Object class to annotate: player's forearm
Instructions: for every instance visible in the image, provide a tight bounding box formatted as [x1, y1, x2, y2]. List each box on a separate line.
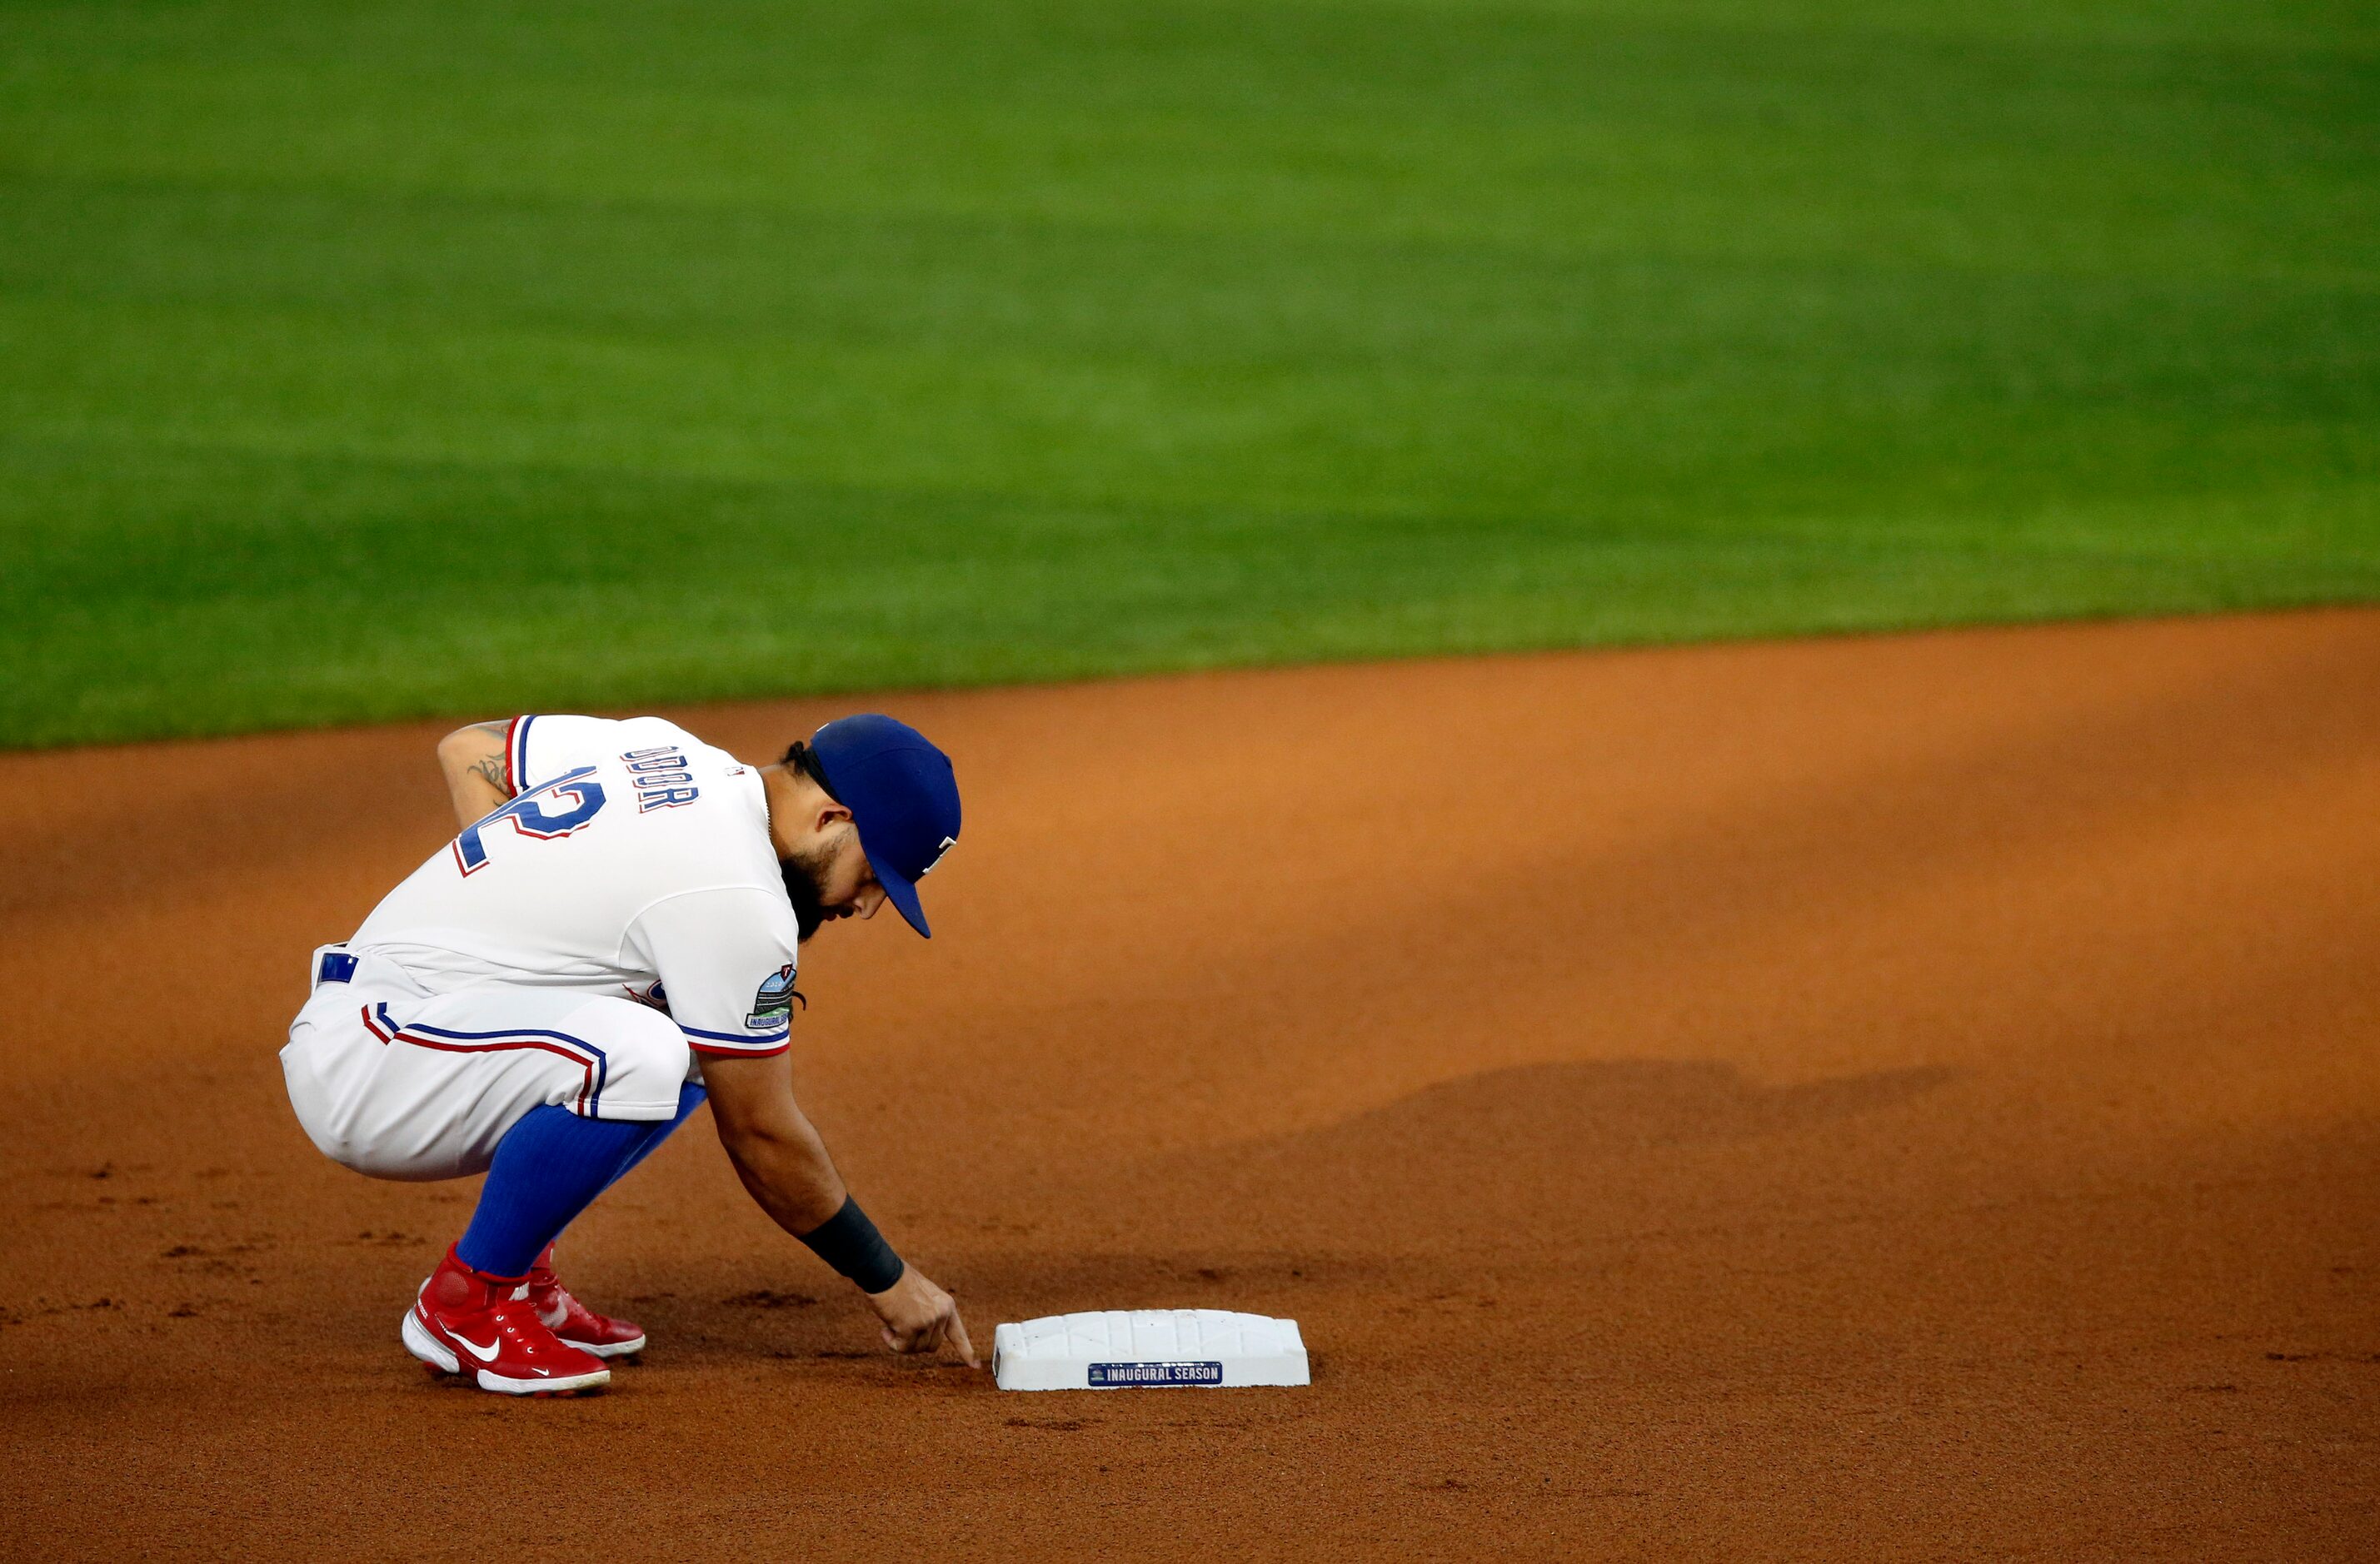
[718, 1114, 851, 1238]
[718, 1112, 906, 1293]
[701, 1052, 902, 1288]
[437, 721, 512, 825]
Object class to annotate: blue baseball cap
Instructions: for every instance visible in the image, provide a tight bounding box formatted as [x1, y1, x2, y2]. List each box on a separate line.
[806, 714, 960, 939]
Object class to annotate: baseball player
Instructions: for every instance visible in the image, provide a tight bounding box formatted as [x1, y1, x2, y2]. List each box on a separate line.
[280, 711, 975, 1396]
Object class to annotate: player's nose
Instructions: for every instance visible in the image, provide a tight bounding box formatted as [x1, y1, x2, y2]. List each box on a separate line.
[856, 883, 886, 919]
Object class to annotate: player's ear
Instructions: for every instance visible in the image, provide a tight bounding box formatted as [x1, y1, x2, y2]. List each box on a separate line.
[816, 799, 856, 834]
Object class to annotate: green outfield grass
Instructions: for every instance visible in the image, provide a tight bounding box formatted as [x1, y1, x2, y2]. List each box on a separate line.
[2, 0, 2375, 745]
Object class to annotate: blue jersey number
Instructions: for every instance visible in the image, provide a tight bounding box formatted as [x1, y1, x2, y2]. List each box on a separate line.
[452, 766, 608, 875]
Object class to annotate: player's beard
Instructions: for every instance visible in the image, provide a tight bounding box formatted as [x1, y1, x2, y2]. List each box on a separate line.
[779, 844, 838, 943]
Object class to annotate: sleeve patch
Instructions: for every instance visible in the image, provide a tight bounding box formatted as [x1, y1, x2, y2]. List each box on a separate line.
[745, 964, 801, 1030]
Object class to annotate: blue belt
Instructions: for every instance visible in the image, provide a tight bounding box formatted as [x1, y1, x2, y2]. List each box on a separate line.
[317, 950, 359, 985]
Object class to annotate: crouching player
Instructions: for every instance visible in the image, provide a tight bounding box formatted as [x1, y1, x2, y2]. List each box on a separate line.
[280, 711, 974, 1395]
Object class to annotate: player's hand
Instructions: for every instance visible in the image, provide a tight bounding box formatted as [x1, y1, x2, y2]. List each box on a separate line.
[864, 1264, 978, 1367]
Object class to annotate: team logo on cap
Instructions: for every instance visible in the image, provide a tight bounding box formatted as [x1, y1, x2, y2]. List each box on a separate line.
[921, 834, 957, 877]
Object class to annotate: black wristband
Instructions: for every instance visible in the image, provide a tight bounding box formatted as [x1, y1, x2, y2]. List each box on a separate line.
[797, 1195, 906, 1294]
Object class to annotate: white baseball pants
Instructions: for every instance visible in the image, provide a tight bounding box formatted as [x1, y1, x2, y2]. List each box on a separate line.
[281, 944, 696, 1182]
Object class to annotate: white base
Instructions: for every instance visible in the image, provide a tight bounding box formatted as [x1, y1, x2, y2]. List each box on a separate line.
[993, 1310, 1310, 1391]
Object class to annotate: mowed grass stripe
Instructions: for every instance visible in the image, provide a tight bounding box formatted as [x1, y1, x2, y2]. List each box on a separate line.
[0, 0, 2373, 745]
[7, 432, 2372, 746]
[5, 289, 2368, 544]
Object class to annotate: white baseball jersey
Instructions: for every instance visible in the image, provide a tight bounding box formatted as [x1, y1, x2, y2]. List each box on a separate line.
[347, 714, 801, 1058]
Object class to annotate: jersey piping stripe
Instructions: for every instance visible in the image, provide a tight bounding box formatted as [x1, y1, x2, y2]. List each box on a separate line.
[681, 1023, 792, 1046]
[686, 1038, 792, 1059]
[360, 1004, 612, 1117]
[506, 715, 533, 793]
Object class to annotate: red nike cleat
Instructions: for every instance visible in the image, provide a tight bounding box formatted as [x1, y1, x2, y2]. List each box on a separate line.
[402, 1247, 611, 1397]
[527, 1243, 647, 1359]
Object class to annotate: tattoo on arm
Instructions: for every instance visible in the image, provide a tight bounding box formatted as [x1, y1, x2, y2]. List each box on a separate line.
[441, 720, 514, 810]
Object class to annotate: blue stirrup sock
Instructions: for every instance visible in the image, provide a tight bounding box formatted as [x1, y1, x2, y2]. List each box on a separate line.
[603, 1083, 706, 1193]
[455, 1083, 706, 1278]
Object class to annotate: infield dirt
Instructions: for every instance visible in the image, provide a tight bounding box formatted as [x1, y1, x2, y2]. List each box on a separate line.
[3, 611, 2378, 1559]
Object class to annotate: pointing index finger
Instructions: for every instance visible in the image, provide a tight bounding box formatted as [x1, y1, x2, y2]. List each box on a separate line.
[948, 1307, 979, 1369]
